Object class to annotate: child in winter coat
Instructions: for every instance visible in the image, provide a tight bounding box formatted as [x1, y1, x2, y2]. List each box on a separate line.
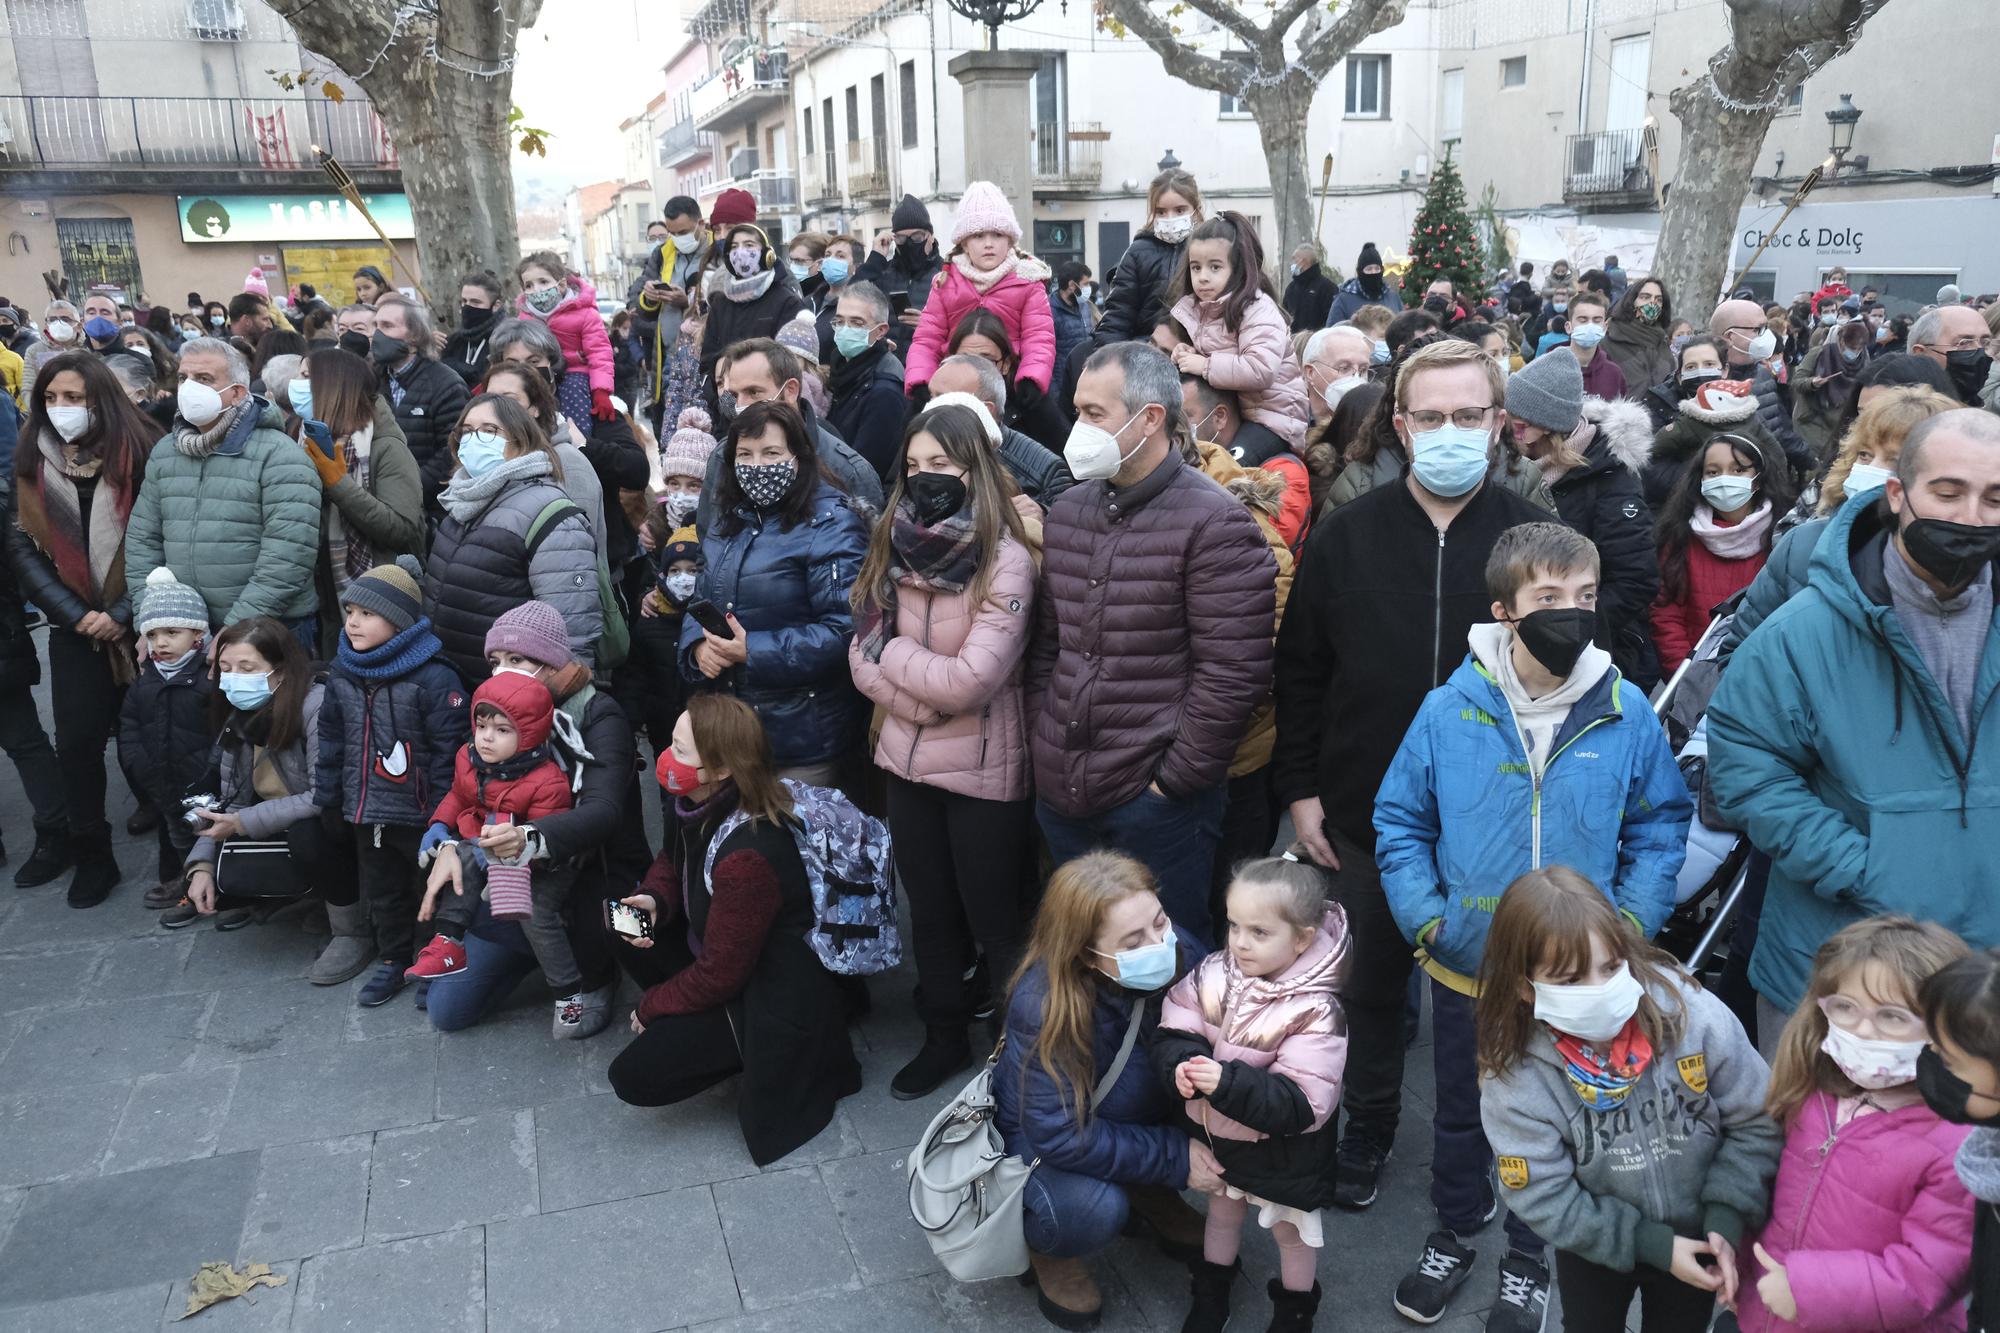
[1165, 210, 1310, 451]
[117, 568, 216, 907]
[316, 556, 469, 1008]
[1153, 858, 1349, 1333]
[1374, 521, 1693, 1328]
[410, 672, 575, 982]
[516, 249, 617, 432]
[1917, 947, 2000, 1333]
[904, 181, 1055, 398]
[1736, 917, 1976, 1331]
[1477, 867, 1782, 1333]
[1649, 426, 1794, 674]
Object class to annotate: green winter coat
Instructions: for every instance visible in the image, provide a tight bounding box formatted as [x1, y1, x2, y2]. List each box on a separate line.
[1707, 494, 2000, 1011]
[124, 397, 323, 626]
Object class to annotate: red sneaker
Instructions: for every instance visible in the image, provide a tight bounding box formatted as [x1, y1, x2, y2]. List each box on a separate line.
[405, 935, 467, 980]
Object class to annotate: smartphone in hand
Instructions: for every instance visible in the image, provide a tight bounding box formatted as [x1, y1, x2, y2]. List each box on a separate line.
[687, 599, 734, 639]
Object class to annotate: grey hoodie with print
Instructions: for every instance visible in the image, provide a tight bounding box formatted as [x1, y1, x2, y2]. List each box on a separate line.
[1479, 976, 1783, 1274]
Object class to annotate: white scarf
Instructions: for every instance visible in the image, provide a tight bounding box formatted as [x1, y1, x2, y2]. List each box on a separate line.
[1690, 500, 1773, 559]
[438, 450, 555, 524]
[720, 268, 776, 304]
[951, 250, 1021, 294]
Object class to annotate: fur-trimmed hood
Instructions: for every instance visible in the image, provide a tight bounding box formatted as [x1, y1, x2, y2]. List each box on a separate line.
[1578, 395, 1654, 474]
[1196, 439, 1289, 520]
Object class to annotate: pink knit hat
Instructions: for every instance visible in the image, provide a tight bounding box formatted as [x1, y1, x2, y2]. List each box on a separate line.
[484, 600, 573, 667]
[661, 406, 718, 483]
[952, 180, 1020, 245]
[242, 266, 270, 298]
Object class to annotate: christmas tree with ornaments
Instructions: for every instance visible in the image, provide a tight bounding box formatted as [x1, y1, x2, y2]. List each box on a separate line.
[1400, 146, 1482, 306]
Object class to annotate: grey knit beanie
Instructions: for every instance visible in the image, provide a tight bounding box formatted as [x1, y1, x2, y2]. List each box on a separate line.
[1506, 350, 1585, 434]
[341, 554, 425, 632]
[136, 567, 210, 635]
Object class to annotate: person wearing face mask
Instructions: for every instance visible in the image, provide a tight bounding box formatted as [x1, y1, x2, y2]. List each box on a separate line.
[823, 281, 912, 479]
[632, 522, 700, 796]
[1474, 870, 1782, 1333]
[1600, 277, 1676, 396]
[1649, 431, 1792, 674]
[1645, 369, 1786, 511]
[441, 270, 503, 387]
[1641, 332, 1726, 432]
[989, 851, 1218, 1329]
[1792, 313, 1874, 459]
[1090, 168, 1205, 353]
[1917, 947, 2000, 1332]
[850, 193, 946, 361]
[24, 300, 82, 384]
[0, 304, 36, 363]
[1709, 409, 2000, 1038]
[114, 570, 217, 918]
[1029, 343, 1275, 948]
[925, 355, 1074, 510]
[1323, 239, 1406, 329]
[1374, 525, 1692, 1327]
[847, 406, 1038, 1098]
[1560, 290, 1626, 402]
[513, 250, 617, 431]
[1282, 243, 1336, 333]
[806, 233, 861, 365]
[1908, 302, 1995, 409]
[632, 195, 715, 438]
[698, 221, 807, 409]
[372, 295, 471, 516]
[1047, 259, 1097, 379]
[1734, 917, 1976, 1331]
[1708, 297, 1814, 478]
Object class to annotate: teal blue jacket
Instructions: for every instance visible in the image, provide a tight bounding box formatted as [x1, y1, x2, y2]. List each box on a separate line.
[1707, 493, 2000, 1010]
[1374, 653, 1691, 990]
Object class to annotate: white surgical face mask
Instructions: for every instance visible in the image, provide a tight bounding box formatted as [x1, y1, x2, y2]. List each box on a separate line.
[1531, 962, 1645, 1043]
[663, 570, 699, 602]
[47, 404, 91, 442]
[1063, 412, 1145, 482]
[177, 378, 225, 427]
[1821, 1021, 1924, 1090]
[1844, 461, 1895, 498]
[45, 319, 75, 343]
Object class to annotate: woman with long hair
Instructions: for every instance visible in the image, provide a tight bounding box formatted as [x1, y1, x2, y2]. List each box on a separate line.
[608, 693, 861, 1165]
[848, 404, 1036, 1098]
[3, 351, 157, 905]
[948, 306, 1067, 453]
[1649, 431, 1795, 673]
[1600, 275, 1676, 394]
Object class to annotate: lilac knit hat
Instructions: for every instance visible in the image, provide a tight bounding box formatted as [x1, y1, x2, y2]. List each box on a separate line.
[952, 180, 1020, 245]
[661, 406, 718, 483]
[775, 310, 821, 367]
[484, 600, 572, 667]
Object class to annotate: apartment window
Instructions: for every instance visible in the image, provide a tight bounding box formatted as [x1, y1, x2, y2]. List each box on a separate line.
[1778, 82, 1804, 115]
[1501, 55, 1527, 88]
[844, 86, 859, 142]
[1440, 67, 1464, 144]
[1344, 54, 1389, 119]
[1217, 51, 1253, 117]
[801, 111, 814, 157]
[899, 60, 919, 148]
[870, 73, 887, 146]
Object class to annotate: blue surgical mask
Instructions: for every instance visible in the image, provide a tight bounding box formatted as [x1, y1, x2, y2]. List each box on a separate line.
[1094, 924, 1178, 992]
[1407, 423, 1492, 498]
[286, 377, 313, 418]
[1569, 322, 1606, 350]
[819, 257, 850, 286]
[788, 262, 812, 283]
[221, 670, 274, 711]
[1371, 339, 1390, 365]
[833, 325, 874, 360]
[456, 428, 508, 478]
[1845, 461, 1894, 497]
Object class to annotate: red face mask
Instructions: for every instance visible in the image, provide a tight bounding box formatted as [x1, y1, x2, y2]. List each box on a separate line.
[656, 750, 705, 795]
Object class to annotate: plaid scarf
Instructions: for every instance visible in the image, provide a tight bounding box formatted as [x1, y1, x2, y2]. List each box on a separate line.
[322, 422, 376, 595]
[15, 427, 135, 613]
[854, 499, 985, 664]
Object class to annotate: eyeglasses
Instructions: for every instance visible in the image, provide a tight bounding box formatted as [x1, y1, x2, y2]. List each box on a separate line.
[1937, 335, 1983, 352]
[1402, 406, 1495, 432]
[1317, 360, 1369, 380]
[1817, 994, 1925, 1040]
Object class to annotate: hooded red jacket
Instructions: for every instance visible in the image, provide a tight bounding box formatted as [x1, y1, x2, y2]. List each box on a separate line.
[430, 672, 572, 838]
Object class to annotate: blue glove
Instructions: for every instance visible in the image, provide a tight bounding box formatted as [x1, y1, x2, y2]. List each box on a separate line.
[418, 821, 451, 866]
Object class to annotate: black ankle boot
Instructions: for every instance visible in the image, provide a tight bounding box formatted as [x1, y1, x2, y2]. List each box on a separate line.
[889, 1025, 972, 1100]
[15, 826, 73, 888]
[1263, 1278, 1321, 1333]
[1179, 1258, 1238, 1333]
[65, 832, 119, 908]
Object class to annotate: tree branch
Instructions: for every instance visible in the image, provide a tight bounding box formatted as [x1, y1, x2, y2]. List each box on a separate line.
[1100, 0, 1243, 94]
[285, 0, 399, 72]
[1297, 0, 1411, 81]
[1269, 0, 1320, 43]
[1172, 0, 1269, 54]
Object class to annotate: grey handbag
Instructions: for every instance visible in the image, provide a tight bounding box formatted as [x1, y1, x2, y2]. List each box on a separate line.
[907, 1000, 1146, 1282]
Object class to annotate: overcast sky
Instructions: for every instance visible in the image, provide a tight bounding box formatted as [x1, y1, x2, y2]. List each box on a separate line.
[511, 0, 686, 199]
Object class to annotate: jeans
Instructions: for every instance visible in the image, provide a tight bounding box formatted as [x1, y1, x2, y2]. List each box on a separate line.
[1432, 979, 1542, 1253]
[1556, 1249, 1714, 1332]
[1325, 829, 1415, 1154]
[1021, 1163, 1130, 1259]
[280, 614, 320, 659]
[427, 909, 540, 1033]
[0, 679, 68, 836]
[46, 626, 123, 834]
[1209, 765, 1278, 930]
[434, 855, 582, 994]
[1037, 783, 1227, 947]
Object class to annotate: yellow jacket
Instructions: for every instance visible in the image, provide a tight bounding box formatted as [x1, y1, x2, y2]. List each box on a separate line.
[0, 346, 20, 409]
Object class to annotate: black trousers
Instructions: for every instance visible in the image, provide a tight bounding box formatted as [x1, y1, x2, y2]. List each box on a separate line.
[1555, 1250, 1715, 1333]
[0, 678, 68, 836]
[1209, 765, 1279, 931]
[886, 773, 1033, 1029]
[46, 627, 123, 835]
[1326, 828, 1416, 1153]
[606, 932, 744, 1106]
[353, 823, 424, 962]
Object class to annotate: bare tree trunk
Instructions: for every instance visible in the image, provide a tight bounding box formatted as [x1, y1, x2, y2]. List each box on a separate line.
[1245, 82, 1315, 262]
[1652, 81, 1771, 312]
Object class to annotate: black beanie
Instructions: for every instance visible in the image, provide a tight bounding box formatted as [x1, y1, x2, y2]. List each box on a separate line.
[1357, 242, 1383, 272]
[892, 193, 932, 233]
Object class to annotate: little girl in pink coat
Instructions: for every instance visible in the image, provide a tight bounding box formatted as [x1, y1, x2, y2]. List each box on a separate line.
[904, 180, 1056, 397]
[516, 249, 617, 430]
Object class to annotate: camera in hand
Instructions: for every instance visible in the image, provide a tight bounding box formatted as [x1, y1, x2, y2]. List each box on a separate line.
[182, 794, 221, 829]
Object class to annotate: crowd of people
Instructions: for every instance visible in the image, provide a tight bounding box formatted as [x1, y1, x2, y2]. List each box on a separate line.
[2, 171, 1998, 1333]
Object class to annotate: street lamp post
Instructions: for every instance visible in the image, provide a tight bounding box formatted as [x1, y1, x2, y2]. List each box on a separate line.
[1825, 94, 1866, 176]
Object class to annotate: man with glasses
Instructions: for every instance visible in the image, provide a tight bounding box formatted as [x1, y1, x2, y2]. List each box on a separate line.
[1908, 303, 1993, 407]
[1273, 340, 1554, 1265]
[1300, 324, 1374, 428]
[823, 281, 910, 477]
[855, 194, 943, 360]
[1707, 297, 1813, 475]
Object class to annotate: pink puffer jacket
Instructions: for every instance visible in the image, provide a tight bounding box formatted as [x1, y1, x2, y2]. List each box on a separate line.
[1735, 1093, 1974, 1332]
[905, 254, 1057, 392]
[1158, 905, 1349, 1143]
[848, 534, 1037, 802]
[518, 278, 615, 394]
[1170, 291, 1309, 448]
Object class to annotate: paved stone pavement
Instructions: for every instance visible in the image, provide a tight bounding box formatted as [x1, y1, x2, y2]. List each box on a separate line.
[0, 679, 1645, 1332]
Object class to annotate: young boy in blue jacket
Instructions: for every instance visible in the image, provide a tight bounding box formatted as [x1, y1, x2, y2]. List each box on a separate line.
[1372, 521, 1692, 1331]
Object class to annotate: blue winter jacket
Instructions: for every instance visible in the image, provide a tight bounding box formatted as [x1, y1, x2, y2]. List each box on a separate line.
[992, 948, 1198, 1190]
[1049, 288, 1091, 378]
[316, 624, 470, 828]
[678, 481, 870, 767]
[1324, 277, 1404, 327]
[1375, 654, 1691, 989]
[1708, 494, 2000, 1011]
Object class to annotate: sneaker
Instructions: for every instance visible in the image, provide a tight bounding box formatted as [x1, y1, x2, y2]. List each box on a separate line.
[214, 906, 256, 931]
[357, 960, 408, 1007]
[1486, 1250, 1551, 1333]
[160, 897, 202, 929]
[405, 935, 468, 980]
[1332, 1138, 1390, 1210]
[553, 992, 585, 1036]
[553, 985, 612, 1040]
[1392, 1230, 1477, 1324]
[143, 878, 184, 909]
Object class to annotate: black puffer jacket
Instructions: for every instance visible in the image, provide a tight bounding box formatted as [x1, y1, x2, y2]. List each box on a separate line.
[1546, 398, 1660, 682]
[439, 319, 496, 388]
[1092, 231, 1184, 347]
[116, 660, 216, 811]
[1745, 361, 1812, 477]
[316, 640, 467, 828]
[567, 411, 651, 569]
[383, 355, 472, 511]
[854, 245, 945, 360]
[699, 277, 808, 406]
[825, 341, 909, 478]
[0, 474, 45, 692]
[998, 427, 1075, 509]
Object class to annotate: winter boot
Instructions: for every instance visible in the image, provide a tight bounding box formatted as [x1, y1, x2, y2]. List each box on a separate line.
[1025, 1250, 1102, 1331]
[1263, 1278, 1321, 1333]
[65, 829, 119, 908]
[308, 901, 375, 985]
[1127, 1185, 1206, 1264]
[890, 1025, 972, 1100]
[14, 824, 72, 888]
[1179, 1258, 1239, 1333]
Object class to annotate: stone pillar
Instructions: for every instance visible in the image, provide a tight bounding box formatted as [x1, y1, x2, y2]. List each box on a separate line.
[947, 50, 1041, 236]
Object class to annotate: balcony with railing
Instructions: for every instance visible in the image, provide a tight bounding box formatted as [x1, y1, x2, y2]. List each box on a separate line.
[1034, 122, 1106, 192]
[802, 155, 839, 209]
[846, 136, 890, 202]
[1562, 127, 1653, 209]
[0, 95, 400, 179]
[657, 116, 715, 169]
[689, 49, 790, 132]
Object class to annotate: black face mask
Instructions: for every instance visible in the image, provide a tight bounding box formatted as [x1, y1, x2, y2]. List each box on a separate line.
[1944, 348, 1992, 404]
[895, 236, 931, 270]
[1510, 607, 1597, 679]
[370, 331, 408, 365]
[715, 390, 737, 426]
[1916, 1045, 2000, 1127]
[1357, 270, 1385, 298]
[336, 331, 369, 359]
[0, 326, 16, 342]
[459, 304, 497, 332]
[1900, 510, 2000, 591]
[1678, 367, 1723, 399]
[905, 471, 967, 527]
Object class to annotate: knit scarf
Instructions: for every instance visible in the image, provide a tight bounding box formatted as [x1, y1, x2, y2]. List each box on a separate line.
[437, 450, 554, 524]
[471, 738, 556, 806]
[951, 250, 1021, 294]
[1959, 1127, 2000, 1204]
[720, 268, 776, 305]
[854, 499, 985, 664]
[1552, 1019, 1655, 1110]
[173, 397, 247, 459]
[323, 422, 377, 595]
[15, 427, 134, 612]
[1690, 500, 1773, 559]
[335, 618, 446, 681]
